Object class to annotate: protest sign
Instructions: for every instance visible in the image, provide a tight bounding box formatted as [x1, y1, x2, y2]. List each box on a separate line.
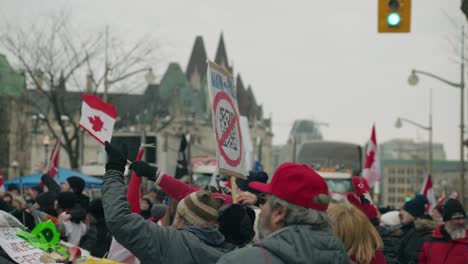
[207, 61, 247, 179]
[0, 228, 44, 264]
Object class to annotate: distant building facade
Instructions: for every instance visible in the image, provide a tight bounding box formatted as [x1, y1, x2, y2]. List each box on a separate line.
[380, 138, 446, 161]
[272, 119, 325, 169]
[0, 54, 30, 179]
[381, 159, 468, 208]
[378, 138, 468, 208]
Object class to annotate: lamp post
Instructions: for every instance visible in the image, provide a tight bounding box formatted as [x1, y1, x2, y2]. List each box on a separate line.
[289, 136, 297, 163]
[42, 134, 50, 165]
[407, 28, 465, 205]
[395, 117, 433, 175]
[11, 160, 24, 223]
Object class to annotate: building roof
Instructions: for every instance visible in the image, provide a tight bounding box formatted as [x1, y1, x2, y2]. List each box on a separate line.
[186, 36, 208, 80]
[382, 159, 468, 174]
[214, 33, 232, 73]
[0, 54, 25, 97]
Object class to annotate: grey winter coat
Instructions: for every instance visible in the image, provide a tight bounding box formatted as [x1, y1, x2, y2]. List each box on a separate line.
[102, 169, 235, 264]
[217, 224, 349, 264]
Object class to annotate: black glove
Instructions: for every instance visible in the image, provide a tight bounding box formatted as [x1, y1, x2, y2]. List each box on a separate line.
[105, 141, 128, 173]
[129, 161, 158, 181]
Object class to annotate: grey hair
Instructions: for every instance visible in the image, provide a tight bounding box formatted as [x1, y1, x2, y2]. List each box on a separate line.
[268, 195, 331, 228]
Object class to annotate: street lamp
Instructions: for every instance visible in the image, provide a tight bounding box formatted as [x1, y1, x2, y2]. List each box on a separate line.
[42, 134, 50, 165]
[289, 136, 297, 162]
[145, 68, 156, 84]
[10, 160, 24, 223]
[408, 56, 465, 205]
[395, 117, 433, 175]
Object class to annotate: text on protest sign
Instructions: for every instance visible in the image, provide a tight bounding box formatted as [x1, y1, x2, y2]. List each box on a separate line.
[0, 228, 44, 264]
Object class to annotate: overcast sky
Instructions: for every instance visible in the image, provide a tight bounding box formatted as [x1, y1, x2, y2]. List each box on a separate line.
[0, 0, 465, 160]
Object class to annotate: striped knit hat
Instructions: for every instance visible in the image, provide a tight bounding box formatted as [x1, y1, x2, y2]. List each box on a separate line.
[177, 187, 224, 227]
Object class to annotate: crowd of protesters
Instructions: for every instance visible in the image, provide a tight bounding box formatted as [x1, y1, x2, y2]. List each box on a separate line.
[0, 140, 467, 264]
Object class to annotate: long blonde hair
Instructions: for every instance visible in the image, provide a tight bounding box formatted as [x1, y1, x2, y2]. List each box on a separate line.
[327, 202, 383, 264]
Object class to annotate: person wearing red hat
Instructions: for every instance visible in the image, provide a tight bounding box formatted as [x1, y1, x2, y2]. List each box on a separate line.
[217, 162, 348, 264]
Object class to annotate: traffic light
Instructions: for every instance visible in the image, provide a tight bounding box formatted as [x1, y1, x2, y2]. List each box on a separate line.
[378, 0, 411, 33]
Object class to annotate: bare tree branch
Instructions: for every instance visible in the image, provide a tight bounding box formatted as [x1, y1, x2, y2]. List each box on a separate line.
[0, 13, 159, 168]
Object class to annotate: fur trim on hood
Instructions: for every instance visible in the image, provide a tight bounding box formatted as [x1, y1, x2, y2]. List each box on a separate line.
[414, 218, 440, 231]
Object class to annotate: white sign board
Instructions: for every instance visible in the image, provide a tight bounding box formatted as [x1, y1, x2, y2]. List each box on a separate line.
[0, 228, 44, 264]
[207, 61, 247, 178]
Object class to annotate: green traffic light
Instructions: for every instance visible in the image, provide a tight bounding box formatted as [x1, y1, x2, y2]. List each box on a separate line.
[405, 197, 411, 202]
[387, 12, 401, 27]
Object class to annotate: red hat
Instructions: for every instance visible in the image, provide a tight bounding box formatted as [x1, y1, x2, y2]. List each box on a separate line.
[249, 162, 329, 211]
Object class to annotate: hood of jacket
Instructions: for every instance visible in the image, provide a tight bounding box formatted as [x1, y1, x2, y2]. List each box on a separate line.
[256, 224, 348, 264]
[180, 226, 226, 247]
[414, 218, 440, 231]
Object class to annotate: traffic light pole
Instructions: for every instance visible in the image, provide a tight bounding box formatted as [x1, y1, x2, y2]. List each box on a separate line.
[460, 27, 465, 208]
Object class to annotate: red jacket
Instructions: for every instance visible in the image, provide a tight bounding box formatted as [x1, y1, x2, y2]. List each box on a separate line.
[418, 224, 468, 264]
[158, 173, 233, 204]
[351, 251, 386, 264]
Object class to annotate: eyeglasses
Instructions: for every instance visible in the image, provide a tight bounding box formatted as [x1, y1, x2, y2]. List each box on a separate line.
[257, 193, 268, 206]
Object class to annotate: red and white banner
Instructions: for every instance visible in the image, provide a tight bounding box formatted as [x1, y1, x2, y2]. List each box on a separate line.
[0, 168, 4, 194]
[437, 192, 445, 205]
[362, 124, 381, 187]
[127, 147, 145, 214]
[421, 174, 436, 214]
[79, 94, 117, 144]
[46, 138, 60, 178]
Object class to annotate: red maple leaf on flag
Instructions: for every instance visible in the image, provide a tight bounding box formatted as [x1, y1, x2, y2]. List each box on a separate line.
[365, 150, 375, 168]
[88, 115, 105, 132]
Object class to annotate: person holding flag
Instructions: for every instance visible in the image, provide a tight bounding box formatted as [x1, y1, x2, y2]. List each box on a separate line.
[102, 141, 237, 264]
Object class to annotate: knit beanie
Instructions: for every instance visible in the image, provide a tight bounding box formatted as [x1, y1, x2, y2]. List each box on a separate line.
[151, 204, 168, 222]
[218, 204, 256, 246]
[57, 192, 77, 210]
[30, 186, 43, 194]
[7, 184, 19, 192]
[403, 194, 428, 218]
[35, 192, 57, 210]
[443, 198, 466, 222]
[176, 187, 224, 227]
[66, 176, 85, 194]
[235, 171, 269, 193]
[88, 198, 104, 219]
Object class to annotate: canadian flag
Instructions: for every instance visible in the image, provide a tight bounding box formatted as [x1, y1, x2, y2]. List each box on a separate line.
[437, 192, 445, 205]
[40, 138, 61, 188]
[0, 168, 4, 194]
[47, 138, 61, 177]
[79, 94, 117, 144]
[421, 174, 437, 214]
[363, 125, 381, 187]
